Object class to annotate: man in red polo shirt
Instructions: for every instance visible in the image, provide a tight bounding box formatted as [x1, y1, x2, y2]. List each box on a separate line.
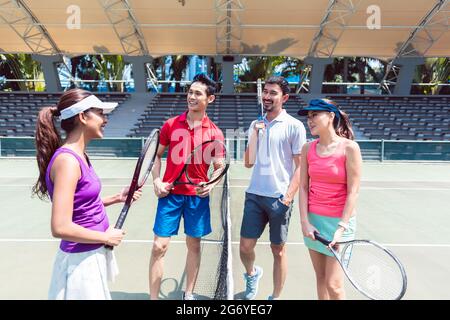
[149, 74, 224, 300]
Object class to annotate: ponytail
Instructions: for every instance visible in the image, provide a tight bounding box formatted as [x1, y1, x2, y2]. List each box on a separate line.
[322, 98, 355, 140]
[334, 110, 354, 140]
[32, 106, 61, 200]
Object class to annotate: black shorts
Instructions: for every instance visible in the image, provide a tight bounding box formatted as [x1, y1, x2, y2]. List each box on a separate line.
[240, 192, 293, 245]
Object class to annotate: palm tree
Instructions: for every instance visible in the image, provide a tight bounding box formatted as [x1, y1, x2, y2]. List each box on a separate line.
[278, 57, 305, 92]
[151, 56, 169, 92]
[413, 58, 449, 95]
[93, 55, 126, 92]
[236, 56, 287, 92]
[0, 53, 43, 91]
[169, 55, 190, 92]
[324, 57, 384, 94]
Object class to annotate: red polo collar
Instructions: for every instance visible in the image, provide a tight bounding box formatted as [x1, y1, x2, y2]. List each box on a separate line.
[178, 111, 211, 128]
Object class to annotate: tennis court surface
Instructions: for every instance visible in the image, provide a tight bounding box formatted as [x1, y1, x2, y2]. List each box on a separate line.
[1, 158, 449, 300]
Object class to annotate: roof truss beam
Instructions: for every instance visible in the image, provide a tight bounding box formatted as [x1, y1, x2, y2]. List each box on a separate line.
[0, 0, 61, 54]
[380, 0, 449, 93]
[215, 0, 244, 55]
[308, 0, 362, 57]
[98, 0, 149, 56]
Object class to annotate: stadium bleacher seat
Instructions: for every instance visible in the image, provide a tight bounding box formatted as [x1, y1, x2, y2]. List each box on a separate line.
[326, 95, 449, 141]
[130, 93, 314, 140]
[131, 93, 449, 141]
[0, 92, 130, 137]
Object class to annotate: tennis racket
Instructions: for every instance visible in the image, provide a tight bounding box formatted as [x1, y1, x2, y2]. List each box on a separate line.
[255, 79, 265, 130]
[170, 139, 229, 188]
[105, 128, 160, 249]
[314, 231, 407, 300]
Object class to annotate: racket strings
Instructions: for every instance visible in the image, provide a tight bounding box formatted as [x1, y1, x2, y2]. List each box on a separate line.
[138, 133, 159, 186]
[186, 140, 228, 185]
[340, 242, 406, 300]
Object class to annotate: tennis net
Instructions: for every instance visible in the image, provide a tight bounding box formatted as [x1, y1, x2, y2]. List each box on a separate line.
[180, 173, 233, 300]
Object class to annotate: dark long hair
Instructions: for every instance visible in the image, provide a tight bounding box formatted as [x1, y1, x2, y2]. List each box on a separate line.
[32, 89, 92, 199]
[323, 99, 354, 140]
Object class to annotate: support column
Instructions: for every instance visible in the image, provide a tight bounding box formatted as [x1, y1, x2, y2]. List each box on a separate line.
[124, 56, 153, 93]
[32, 55, 63, 92]
[393, 58, 425, 95]
[215, 55, 242, 94]
[303, 57, 333, 95]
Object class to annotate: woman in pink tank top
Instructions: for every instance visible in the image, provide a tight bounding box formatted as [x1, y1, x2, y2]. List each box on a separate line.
[32, 89, 142, 299]
[297, 99, 362, 300]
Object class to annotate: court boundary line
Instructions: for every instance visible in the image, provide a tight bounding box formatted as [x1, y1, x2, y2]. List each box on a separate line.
[1, 184, 450, 191]
[2, 238, 450, 248]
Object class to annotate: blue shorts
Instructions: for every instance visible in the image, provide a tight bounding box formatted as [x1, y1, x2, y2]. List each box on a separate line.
[153, 194, 211, 238]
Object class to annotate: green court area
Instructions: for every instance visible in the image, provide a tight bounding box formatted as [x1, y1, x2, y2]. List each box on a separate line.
[1, 158, 449, 300]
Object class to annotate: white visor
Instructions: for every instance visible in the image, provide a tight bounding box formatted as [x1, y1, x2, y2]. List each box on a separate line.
[59, 95, 118, 120]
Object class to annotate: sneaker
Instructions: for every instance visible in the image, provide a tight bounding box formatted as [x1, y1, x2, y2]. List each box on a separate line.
[268, 295, 280, 300]
[243, 265, 263, 300]
[182, 292, 197, 300]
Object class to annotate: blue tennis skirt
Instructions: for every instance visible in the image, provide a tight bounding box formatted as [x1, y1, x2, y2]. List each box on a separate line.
[304, 212, 356, 257]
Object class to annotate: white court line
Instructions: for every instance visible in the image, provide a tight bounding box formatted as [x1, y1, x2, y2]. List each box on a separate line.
[1, 238, 450, 248]
[1, 184, 450, 191]
[228, 186, 450, 191]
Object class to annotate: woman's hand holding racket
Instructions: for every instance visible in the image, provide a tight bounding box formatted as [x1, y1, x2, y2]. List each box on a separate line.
[329, 226, 345, 248]
[104, 225, 125, 247]
[301, 221, 318, 240]
[118, 186, 143, 203]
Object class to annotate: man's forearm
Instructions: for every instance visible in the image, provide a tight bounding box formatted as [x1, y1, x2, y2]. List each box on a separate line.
[152, 156, 162, 182]
[283, 166, 300, 202]
[244, 130, 258, 167]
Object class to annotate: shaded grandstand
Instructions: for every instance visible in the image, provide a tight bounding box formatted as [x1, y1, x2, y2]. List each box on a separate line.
[129, 93, 307, 137]
[327, 95, 449, 141]
[1, 92, 448, 142]
[130, 93, 449, 141]
[0, 92, 130, 137]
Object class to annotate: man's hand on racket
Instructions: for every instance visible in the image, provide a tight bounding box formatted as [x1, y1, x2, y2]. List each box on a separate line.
[195, 160, 227, 197]
[104, 225, 126, 247]
[119, 186, 143, 203]
[154, 178, 172, 198]
[254, 119, 266, 131]
[195, 183, 214, 198]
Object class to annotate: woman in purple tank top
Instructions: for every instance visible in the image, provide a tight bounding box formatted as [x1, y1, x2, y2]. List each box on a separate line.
[297, 99, 362, 300]
[32, 89, 142, 300]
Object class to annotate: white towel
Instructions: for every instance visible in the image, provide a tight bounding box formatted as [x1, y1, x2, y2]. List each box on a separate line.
[105, 248, 119, 282]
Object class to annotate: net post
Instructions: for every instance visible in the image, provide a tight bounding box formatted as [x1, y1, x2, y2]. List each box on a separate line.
[225, 138, 232, 162]
[381, 139, 385, 162]
[236, 138, 241, 160]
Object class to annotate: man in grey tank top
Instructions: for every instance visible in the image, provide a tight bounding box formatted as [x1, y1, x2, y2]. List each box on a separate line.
[239, 76, 307, 300]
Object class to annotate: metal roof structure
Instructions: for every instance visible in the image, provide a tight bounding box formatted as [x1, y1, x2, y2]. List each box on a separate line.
[0, 0, 448, 60]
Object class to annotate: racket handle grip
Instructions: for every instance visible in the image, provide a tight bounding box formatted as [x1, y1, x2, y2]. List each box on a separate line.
[115, 203, 130, 229]
[105, 244, 113, 250]
[313, 231, 331, 246]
